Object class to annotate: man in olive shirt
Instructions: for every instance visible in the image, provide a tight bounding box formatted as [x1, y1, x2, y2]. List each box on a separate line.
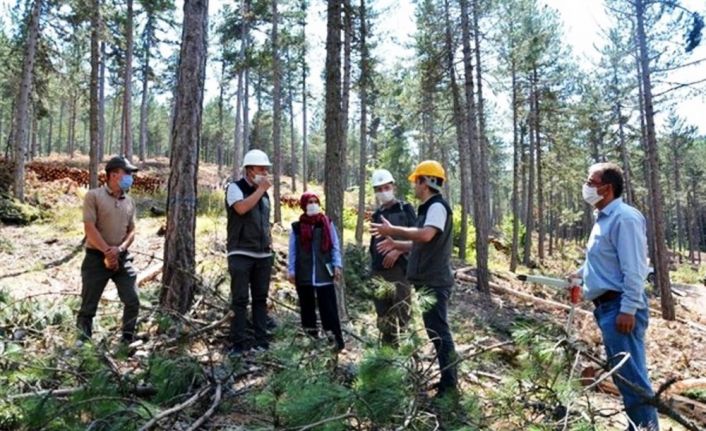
[77, 156, 140, 343]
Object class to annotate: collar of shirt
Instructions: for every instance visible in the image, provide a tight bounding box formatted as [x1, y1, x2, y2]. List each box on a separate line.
[596, 197, 623, 219]
[104, 185, 126, 200]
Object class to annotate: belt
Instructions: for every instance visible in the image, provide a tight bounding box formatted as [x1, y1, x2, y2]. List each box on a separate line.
[592, 290, 621, 307]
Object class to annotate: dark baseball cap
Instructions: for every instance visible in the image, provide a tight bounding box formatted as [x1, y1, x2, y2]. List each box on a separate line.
[105, 156, 139, 173]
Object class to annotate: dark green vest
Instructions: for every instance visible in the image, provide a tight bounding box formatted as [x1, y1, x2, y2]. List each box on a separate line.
[406, 194, 454, 287]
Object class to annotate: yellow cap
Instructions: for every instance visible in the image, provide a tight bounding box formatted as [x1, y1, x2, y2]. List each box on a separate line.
[408, 160, 446, 182]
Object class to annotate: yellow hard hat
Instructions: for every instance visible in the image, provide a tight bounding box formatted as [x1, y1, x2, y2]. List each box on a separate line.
[408, 160, 446, 182]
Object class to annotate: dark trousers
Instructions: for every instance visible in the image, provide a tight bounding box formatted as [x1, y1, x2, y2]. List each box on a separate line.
[296, 283, 344, 348]
[77, 250, 140, 339]
[228, 254, 272, 347]
[372, 266, 411, 345]
[417, 284, 458, 390]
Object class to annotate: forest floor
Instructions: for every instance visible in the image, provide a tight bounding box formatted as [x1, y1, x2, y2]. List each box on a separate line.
[1, 155, 706, 430]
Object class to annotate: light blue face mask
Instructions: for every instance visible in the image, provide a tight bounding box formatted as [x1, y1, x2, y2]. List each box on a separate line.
[119, 174, 134, 192]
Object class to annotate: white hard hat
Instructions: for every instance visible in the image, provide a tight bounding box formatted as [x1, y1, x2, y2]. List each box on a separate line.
[371, 169, 395, 187]
[242, 149, 272, 167]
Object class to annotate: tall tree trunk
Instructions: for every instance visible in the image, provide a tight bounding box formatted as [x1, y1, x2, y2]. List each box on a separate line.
[233, 68, 243, 173]
[341, 0, 352, 184]
[444, 0, 470, 261]
[161, 0, 209, 314]
[533, 68, 544, 261]
[68, 94, 77, 158]
[109, 94, 119, 156]
[121, 0, 134, 160]
[635, 0, 674, 320]
[12, 0, 42, 202]
[671, 143, 684, 257]
[287, 48, 296, 192]
[98, 41, 106, 162]
[324, 0, 347, 320]
[242, 0, 251, 151]
[57, 99, 64, 154]
[138, 24, 151, 163]
[29, 109, 37, 160]
[459, 0, 489, 294]
[354, 0, 368, 246]
[271, 0, 282, 223]
[217, 57, 225, 174]
[523, 77, 535, 266]
[616, 101, 633, 204]
[472, 0, 492, 237]
[89, 0, 101, 189]
[510, 54, 520, 272]
[46, 114, 53, 155]
[301, 0, 308, 191]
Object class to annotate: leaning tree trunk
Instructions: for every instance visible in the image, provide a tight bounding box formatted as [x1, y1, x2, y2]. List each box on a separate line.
[354, 0, 368, 246]
[161, 0, 209, 314]
[635, 0, 674, 320]
[459, 0, 489, 294]
[12, 0, 42, 202]
[89, 0, 101, 189]
[121, 0, 134, 160]
[271, 0, 282, 224]
[324, 0, 347, 320]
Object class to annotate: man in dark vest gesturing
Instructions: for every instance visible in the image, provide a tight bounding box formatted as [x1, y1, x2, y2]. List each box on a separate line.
[225, 149, 273, 355]
[371, 160, 459, 398]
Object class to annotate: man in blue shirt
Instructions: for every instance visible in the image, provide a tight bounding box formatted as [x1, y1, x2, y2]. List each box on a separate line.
[572, 162, 659, 430]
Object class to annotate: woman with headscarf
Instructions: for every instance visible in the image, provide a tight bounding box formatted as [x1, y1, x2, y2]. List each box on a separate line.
[287, 192, 345, 351]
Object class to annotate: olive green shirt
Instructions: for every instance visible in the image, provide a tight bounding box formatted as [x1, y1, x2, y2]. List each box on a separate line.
[82, 186, 136, 251]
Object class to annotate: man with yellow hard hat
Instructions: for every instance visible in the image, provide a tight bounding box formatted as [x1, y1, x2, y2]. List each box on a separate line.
[370, 160, 458, 397]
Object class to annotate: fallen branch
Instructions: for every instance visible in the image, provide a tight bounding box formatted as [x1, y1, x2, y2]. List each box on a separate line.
[456, 273, 592, 318]
[295, 411, 354, 431]
[8, 387, 81, 400]
[137, 264, 163, 287]
[185, 383, 222, 431]
[137, 384, 212, 431]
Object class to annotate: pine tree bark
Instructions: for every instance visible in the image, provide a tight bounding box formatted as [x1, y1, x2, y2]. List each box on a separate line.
[12, 0, 42, 202]
[217, 57, 225, 173]
[89, 0, 101, 189]
[459, 0, 489, 294]
[354, 0, 368, 246]
[443, 0, 470, 261]
[635, 0, 674, 320]
[510, 54, 521, 272]
[138, 16, 152, 163]
[523, 73, 535, 267]
[272, 0, 282, 224]
[324, 0, 347, 320]
[533, 68, 544, 261]
[121, 0, 134, 160]
[301, 0, 308, 191]
[161, 0, 209, 314]
[287, 47, 297, 192]
[98, 41, 106, 161]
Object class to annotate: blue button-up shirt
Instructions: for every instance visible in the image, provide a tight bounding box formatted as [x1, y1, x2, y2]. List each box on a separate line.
[581, 198, 649, 315]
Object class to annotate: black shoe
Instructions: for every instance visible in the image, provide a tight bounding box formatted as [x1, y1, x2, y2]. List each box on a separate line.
[228, 344, 248, 357]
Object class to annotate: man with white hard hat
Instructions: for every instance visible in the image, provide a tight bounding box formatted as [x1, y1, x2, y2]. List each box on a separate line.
[225, 149, 274, 355]
[369, 169, 417, 345]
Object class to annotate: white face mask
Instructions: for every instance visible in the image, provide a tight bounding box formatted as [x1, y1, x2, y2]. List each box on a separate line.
[253, 174, 266, 185]
[582, 184, 603, 206]
[306, 203, 321, 216]
[375, 190, 395, 205]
